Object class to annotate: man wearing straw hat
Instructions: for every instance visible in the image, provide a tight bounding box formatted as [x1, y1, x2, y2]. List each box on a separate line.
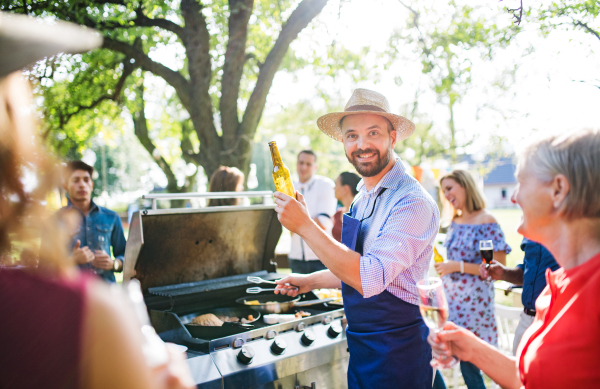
[274, 89, 440, 388]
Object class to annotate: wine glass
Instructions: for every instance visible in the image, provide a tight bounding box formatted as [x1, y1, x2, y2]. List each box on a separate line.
[92, 235, 106, 275]
[417, 277, 459, 369]
[479, 240, 494, 269]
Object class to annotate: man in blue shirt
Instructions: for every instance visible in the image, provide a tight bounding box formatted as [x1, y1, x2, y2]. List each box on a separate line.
[481, 237, 560, 354]
[54, 161, 126, 282]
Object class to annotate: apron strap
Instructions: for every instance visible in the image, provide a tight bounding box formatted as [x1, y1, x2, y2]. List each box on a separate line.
[347, 187, 388, 220]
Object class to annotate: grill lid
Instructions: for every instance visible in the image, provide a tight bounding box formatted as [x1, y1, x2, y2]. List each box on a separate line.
[123, 205, 282, 292]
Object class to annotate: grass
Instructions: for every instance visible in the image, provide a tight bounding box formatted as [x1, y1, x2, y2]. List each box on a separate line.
[488, 208, 525, 268]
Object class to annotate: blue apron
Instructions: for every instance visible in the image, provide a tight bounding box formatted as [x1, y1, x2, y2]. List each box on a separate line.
[341, 189, 432, 389]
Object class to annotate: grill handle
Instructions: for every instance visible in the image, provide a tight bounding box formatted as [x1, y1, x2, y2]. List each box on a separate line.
[142, 191, 273, 209]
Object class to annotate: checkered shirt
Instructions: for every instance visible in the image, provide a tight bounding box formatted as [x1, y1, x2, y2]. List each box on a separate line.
[353, 159, 440, 305]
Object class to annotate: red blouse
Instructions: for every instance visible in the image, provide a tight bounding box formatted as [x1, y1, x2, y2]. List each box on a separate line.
[0, 269, 88, 389]
[518, 252, 600, 388]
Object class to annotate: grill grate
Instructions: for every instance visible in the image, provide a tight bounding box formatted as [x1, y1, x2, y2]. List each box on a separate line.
[148, 270, 277, 298]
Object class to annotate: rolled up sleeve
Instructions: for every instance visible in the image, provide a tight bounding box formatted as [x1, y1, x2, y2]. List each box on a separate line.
[359, 196, 438, 298]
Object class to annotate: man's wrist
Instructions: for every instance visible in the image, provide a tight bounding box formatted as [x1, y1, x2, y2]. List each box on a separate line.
[296, 217, 319, 240]
[306, 271, 325, 290]
[113, 259, 123, 272]
[497, 267, 507, 281]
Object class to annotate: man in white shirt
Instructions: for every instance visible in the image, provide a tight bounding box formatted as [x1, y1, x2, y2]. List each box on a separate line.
[288, 150, 337, 273]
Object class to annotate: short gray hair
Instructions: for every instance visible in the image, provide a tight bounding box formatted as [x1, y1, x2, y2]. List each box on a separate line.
[519, 128, 600, 220]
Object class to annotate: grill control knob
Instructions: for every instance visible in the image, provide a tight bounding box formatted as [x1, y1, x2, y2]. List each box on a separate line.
[270, 338, 287, 355]
[237, 346, 255, 365]
[328, 323, 342, 338]
[301, 330, 316, 346]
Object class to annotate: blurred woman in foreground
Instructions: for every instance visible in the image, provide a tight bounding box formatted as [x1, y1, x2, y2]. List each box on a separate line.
[0, 13, 193, 389]
[207, 166, 245, 206]
[430, 129, 600, 388]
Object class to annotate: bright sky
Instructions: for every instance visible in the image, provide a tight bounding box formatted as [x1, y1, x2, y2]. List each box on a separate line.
[266, 0, 600, 155]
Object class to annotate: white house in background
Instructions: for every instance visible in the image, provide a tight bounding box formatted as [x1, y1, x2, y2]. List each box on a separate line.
[483, 161, 518, 209]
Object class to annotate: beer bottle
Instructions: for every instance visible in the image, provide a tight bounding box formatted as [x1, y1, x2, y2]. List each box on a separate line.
[433, 246, 444, 263]
[268, 141, 296, 199]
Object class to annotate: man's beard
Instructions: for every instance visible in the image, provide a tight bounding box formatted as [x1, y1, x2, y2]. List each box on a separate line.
[346, 145, 392, 177]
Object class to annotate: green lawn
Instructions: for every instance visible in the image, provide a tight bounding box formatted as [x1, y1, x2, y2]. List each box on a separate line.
[488, 208, 524, 268]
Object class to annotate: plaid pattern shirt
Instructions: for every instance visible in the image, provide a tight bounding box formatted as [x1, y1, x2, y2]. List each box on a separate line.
[354, 159, 440, 305]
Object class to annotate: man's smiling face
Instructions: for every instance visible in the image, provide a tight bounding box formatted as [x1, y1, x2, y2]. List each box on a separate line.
[341, 114, 397, 177]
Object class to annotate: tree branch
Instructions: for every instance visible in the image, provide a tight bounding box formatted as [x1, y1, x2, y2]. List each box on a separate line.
[102, 37, 191, 111]
[133, 84, 179, 191]
[573, 20, 600, 42]
[506, 0, 524, 25]
[241, 0, 328, 138]
[180, 0, 220, 172]
[397, 0, 432, 57]
[180, 120, 201, 165]
[220, 0, 254, 145]
[574, 79, 600, 90]
[133, 9, 185, 38]
[59, 57, 136, 127]
[97, 12, 185, 40]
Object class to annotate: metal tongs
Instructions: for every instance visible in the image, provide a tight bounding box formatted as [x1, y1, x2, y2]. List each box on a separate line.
[246, 276, 298, 293]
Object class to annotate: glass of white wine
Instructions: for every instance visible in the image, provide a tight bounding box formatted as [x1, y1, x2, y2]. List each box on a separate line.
[92, 235, 106, 275]
[417, 277, 459, 369]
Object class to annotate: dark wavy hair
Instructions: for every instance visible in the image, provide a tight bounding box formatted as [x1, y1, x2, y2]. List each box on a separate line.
[339, 171, 361, 197]
[207, 166, 245, 206]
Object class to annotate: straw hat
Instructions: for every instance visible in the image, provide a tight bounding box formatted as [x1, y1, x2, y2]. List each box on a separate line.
[317, 88, 415, 142]
[0, 12, 102, 78]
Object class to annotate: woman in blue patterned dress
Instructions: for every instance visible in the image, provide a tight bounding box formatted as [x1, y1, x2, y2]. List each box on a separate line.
[434, 170, 511, 389]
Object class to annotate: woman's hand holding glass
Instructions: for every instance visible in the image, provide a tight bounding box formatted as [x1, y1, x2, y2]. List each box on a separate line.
[417, 277, 459, 368]
[434, 261, 460, 277]
[428, 321, 481, 364]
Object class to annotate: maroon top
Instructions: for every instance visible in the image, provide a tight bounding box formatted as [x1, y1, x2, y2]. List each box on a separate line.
[332, 209, 344, 242]
[0, 269, 87, 389]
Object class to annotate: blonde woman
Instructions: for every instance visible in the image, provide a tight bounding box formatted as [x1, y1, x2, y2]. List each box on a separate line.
[430, 129, 600, 388]
[435, 170, 510, 389]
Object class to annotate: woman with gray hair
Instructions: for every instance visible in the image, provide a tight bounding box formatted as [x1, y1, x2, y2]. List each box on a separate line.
[429, 129, 600, 388]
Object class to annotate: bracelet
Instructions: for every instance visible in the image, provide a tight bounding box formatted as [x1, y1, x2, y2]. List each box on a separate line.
[460, 261, 464, 274]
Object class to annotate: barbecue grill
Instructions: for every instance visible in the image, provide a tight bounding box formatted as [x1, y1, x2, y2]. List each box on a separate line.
[123, 193, 349, 389]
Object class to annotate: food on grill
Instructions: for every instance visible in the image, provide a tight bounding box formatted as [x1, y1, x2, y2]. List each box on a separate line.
[216, 315, 240, 323]
[314, 289, 342, 300]
[244, 300, 278, 305]
[192, 313, 256, 326]
[295, 311, 311, 318]
[192, 313, 224, 326]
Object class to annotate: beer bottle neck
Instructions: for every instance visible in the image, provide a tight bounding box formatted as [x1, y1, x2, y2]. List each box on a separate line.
[270, 145, 283, 166]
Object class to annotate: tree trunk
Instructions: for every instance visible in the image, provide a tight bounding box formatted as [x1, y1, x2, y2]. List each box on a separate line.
[133, 82, 190, 207]
[448, 96, 457, 163]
